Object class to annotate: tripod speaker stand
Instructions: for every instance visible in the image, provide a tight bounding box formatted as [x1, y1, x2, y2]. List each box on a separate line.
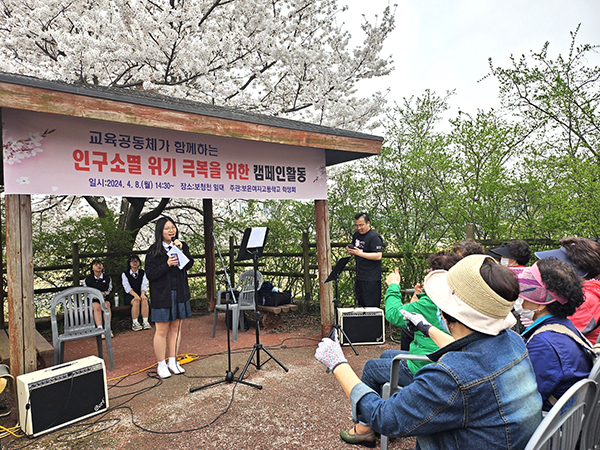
[324, 256, 359, 356]
[190, 229, 261, 393]
[236, 227, 289, 380]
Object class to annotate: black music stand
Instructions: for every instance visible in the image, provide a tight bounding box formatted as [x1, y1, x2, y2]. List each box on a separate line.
[190, 229, 261, 393]
[236, 227, 288, 383]
[323, 256, 358, 355]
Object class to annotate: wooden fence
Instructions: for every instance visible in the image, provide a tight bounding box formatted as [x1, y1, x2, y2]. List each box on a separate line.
[1, 230, 560, 325]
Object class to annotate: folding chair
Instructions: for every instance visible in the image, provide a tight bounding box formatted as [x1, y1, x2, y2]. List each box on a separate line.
[524, 378, 597, 450]
[212, 270, 263, 342]
[580, 358, 600, 450]
[51, 287, 114, 371]
[380, 353, 430, 450]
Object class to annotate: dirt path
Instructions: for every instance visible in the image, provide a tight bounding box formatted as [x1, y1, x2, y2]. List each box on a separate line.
[2, 312, 415, 449]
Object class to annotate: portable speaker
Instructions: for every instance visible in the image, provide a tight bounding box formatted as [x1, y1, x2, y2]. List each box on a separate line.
[17, 356, 108, 437]
[338, 307, 385, 345]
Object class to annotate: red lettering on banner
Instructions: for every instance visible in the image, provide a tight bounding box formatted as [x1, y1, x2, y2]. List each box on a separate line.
[92, 151, 109, 172]
[110, 154, 126, 173]
[148, 157, 177, 176]
[209, 161, 221, 179]
[73, 149, 90, 171]
[127, 155, 142, 175]
[226, 162, 249, 180]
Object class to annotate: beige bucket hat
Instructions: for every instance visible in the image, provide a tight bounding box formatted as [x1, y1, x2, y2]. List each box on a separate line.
[423, 254, 517, 335]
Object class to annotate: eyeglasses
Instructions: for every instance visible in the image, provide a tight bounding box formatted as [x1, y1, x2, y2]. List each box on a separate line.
[164, 227, 177, 232]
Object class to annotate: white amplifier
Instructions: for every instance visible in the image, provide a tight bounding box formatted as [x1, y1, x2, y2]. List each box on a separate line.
[17, 355, 108, 437]
[338, 307, 385, 345]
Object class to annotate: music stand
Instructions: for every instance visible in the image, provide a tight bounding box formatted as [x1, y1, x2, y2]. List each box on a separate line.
[236, 227, 288, 382]
[323, 256, 358, 355]
[189, 229, 261, 393]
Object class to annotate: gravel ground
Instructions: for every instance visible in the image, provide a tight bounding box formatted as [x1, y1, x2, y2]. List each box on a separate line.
[1, 312, 416, 450]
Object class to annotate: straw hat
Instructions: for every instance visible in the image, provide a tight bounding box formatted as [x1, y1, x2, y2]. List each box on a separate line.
[423, 254, 516, 335]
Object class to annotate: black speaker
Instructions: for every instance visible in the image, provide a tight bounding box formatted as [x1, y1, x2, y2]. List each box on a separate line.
[17, 356, 108, 437]
[338, 307, 385, 345]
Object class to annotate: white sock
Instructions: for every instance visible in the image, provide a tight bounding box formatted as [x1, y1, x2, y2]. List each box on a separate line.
[168, 357, 176, 366]
[142, 317, 149, 324]
[97, 325, 103, 329]
[132, 319, 140, 325]
[158, 360, 167, 369]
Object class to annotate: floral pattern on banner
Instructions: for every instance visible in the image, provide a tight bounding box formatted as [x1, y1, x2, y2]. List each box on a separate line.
[3, 129, 55, 165]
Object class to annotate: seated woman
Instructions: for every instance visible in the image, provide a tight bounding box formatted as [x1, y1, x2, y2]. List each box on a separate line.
[122, 254, 151, 331]
[489, 239, 531, 273]
[360, 251, 459, 398]
[83, 259, 113, 338]
[515, 259, 593, 411]
[560, 237, 600, 344]
[315, 255, 542, 449]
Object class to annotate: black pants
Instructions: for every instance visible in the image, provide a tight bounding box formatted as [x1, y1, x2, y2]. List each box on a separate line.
[354, 279, 381, 308]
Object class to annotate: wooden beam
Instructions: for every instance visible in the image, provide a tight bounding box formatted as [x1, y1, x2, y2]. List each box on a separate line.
[315, 199, 333, 337]
[5, 194, 36, 376]
[0, 82, 381, 155]
[203, 199, 215, 304]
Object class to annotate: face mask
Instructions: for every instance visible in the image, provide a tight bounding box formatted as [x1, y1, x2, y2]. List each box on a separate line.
[436, 308, 450, 334]
[500, 257, 510, 267]
[514, 298, 537, 322]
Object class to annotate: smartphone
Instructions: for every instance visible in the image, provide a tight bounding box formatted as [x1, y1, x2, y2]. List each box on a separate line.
[348, 244, 356, 249]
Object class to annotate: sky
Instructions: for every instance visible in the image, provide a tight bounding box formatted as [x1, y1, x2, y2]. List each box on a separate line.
[342, 0, 600, 127]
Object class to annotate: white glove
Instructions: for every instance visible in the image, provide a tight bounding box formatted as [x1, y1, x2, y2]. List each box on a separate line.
[400, 309, 432, 337]
[314, 330, 348, 373]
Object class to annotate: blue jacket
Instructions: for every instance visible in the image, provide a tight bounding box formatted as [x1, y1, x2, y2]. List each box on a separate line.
[350, 330, 542, 450]
[522, 315, 593, 411]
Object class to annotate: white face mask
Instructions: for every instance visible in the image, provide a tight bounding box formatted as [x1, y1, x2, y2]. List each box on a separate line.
[500, 257, 510, 267]
[514, 298, 538, 322]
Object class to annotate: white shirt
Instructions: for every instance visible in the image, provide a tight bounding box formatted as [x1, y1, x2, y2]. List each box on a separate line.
[121, 270, 148, 295]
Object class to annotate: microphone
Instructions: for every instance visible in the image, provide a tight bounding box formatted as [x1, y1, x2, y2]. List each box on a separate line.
[171, 236, 182, 249]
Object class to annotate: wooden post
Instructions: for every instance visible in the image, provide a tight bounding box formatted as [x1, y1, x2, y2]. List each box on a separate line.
[315, 199, 333, 337]
[72, 242, 80, 286]
[5, 194, 36, 376]
[229, 235, 235, 287]
[466, 223, 475, 240]
[203, 199, 215, 303]
[302, 232, 311, 302]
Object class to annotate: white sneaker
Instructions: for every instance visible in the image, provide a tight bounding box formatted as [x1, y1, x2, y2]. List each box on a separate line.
[168, 362, 185, 374]
[157, 364, 171, 379]
[132, 322, 143, 331]
[142, 321, 151, 330]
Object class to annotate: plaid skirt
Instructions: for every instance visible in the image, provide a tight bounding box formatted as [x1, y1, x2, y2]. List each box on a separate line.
[151, 290, 191, 322]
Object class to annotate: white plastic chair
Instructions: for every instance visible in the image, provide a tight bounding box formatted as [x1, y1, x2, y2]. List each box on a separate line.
[580, 358, 600, 450]
[212, 270, 263, 342]
[524, 378, 597, 450]
[50, 287, 114, 371]
[380, 353, 431, 450]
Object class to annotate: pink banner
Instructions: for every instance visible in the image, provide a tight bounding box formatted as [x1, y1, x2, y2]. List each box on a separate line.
[2, 109, 327, 199]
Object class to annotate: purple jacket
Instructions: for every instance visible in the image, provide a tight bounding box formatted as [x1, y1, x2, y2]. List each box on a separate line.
[522, 315, 592, 411]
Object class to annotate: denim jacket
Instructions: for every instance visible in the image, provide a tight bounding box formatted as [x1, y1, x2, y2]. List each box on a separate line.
[350, 329, 542, 450]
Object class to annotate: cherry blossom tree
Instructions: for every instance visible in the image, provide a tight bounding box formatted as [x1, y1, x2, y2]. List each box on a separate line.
[0, 0, 394, 129]
[0, 0, 395, 251]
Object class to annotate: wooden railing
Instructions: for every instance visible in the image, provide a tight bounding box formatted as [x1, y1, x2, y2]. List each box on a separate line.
[1, 230, 560, 325]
